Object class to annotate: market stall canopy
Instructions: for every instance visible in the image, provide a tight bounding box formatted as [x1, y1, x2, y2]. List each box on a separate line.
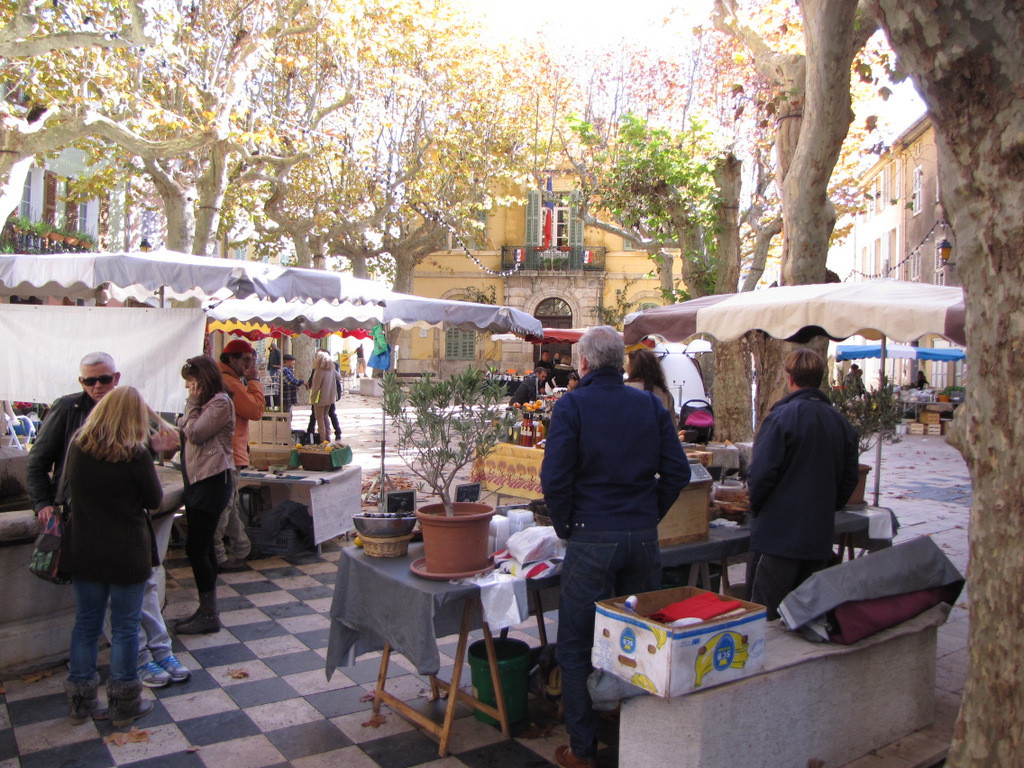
[835, 343, 966, 362]
[383, 294, 542, 337]
[205, 292, 543, 338]
[0, 250, 390, 305]
[623, 280, 966, 346]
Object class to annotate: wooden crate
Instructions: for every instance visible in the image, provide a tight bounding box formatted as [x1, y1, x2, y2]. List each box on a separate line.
[658, 481, 711, 546]
[925, 424, 943, 436]
[908, 422, 926, 435]
[250, 413, 294, 446]
[918, 411, 941, 424]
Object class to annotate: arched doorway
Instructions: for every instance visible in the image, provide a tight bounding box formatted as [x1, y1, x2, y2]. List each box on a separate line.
[534, 297, 573, 375]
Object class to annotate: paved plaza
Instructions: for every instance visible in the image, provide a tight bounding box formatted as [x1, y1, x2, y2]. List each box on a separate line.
[0, 392, 972, 768]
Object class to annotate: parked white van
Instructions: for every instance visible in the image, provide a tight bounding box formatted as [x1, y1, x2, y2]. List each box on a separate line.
[650, 340, 710, 418]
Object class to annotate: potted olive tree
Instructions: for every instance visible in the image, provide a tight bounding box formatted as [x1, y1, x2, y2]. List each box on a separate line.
[830, 381, 904, 506]
[382, 368, 510, 577]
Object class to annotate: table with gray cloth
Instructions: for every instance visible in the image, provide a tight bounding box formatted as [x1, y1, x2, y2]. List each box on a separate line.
[325, 512, 873, 678]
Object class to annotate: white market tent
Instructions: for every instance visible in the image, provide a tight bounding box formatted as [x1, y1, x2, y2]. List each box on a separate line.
[0, 250, 389, 306]
[205, 293, 543, 338]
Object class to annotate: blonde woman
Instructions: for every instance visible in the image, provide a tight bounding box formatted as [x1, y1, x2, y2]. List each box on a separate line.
[309, 349, 340, 442]
[63, 386, 163, 727]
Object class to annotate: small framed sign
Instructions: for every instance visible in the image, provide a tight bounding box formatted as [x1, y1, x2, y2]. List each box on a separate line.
[455, 482, 481, 503]
[385, 490, 416, 516]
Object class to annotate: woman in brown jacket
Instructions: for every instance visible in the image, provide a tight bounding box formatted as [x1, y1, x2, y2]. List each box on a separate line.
[309, 349, 340, 443]
[174, 355, 235, 634]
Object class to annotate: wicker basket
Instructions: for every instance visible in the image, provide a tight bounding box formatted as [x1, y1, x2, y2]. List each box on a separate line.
[360, 533, 414, 558]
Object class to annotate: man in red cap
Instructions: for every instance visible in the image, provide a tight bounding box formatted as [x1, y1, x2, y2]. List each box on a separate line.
[215, 339, 265, 571]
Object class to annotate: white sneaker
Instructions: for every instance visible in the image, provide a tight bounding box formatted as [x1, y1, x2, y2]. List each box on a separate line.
[138, 660, 172, 688]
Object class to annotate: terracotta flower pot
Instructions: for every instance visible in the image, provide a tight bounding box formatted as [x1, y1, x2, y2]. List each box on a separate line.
[414, 502, 495, 578]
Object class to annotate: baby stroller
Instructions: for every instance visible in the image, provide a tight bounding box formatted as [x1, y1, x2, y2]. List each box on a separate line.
[679, 399, 714, 443]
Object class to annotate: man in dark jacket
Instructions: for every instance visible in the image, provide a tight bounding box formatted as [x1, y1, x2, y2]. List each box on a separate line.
[509, 366, 547, 409]
[540, 326, 690, 768]
[746, 348, 860, 620]
[27, 353, 121, 523]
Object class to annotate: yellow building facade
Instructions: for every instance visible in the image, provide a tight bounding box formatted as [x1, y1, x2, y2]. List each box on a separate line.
[397, 180, 678, 376]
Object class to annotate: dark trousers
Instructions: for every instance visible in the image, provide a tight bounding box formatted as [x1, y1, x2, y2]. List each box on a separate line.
[184, 471, 233, 593]
[557, 527, 661, 760]
[746, 551, 830, 620]
[306, 404, 341, 439]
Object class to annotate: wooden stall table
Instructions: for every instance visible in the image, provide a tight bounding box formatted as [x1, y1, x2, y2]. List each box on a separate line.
[326, 544, 527, 756]
[470, 442, 545, 500]
[237, 465, 362, 547]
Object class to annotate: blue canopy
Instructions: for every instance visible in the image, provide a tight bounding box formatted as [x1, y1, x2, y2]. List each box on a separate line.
[835, 343, 965, 362]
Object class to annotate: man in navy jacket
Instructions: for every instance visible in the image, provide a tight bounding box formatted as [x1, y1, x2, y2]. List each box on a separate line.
[746, 348, 860, 620]
[541, 326, 689, 768]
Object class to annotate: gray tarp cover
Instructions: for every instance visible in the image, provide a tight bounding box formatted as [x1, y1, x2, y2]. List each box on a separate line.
[778, 536, 964, 632]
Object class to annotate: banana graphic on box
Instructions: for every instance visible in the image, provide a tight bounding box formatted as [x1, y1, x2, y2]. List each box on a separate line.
[694, 631, 749, 686]
[630, 672, 659, 695]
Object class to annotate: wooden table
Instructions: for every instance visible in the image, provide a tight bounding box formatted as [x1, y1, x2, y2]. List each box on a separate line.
[238, 465, 361, 545]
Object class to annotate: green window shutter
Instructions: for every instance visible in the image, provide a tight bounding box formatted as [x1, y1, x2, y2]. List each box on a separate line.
[445, 328, 477, 360]
[569, 190, 584, 248]
[526, 189, 541, 247]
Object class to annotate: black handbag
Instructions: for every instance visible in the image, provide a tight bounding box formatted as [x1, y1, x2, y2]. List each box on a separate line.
[27, 466, 72, 585]
[28, 510, 71, 584]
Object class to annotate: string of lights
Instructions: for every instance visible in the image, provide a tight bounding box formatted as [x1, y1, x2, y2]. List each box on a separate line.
[843, 218, 950, 282]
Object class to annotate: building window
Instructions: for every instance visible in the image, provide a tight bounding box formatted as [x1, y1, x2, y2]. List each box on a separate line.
[20, 173, 32, 219]
[872, 178, 883, 215]
[444, 328, 476, 360]
[910, 249, 921, 281]
[912, 166, 923, 215]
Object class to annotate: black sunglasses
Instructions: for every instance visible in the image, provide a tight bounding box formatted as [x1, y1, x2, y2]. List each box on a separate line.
[81, 374, 116, 386]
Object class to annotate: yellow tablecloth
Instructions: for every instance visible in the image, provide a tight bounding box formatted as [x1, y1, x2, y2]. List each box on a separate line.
[470, 442, 545, 499]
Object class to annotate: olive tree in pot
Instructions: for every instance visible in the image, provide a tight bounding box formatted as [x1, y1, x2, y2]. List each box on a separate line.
[829, 381, 904, 506]
[382, 368, 510, 577]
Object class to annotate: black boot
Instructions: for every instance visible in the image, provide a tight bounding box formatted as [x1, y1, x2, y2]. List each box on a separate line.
[175, 590, 221, 634]
[173, 605, 203, 631]
[107, 679, 153, 728]
[64, 675, 100, 724]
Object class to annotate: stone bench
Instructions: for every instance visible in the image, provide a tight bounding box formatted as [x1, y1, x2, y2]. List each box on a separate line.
[0, 466, 184, 675]
[619, 605, 947, 768]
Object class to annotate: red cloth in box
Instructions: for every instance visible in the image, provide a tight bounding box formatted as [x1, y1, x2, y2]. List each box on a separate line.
[647, 592, 743, 623]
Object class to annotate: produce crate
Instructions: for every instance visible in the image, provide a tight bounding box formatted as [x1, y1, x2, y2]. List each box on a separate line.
[249, 414, 293, 446]
[926, 424, 943, 436]
[908, 422, 926, 435]
[592, 586, 767, 698]
[294, 445, 353, 471]
[918, 411, 941, 424]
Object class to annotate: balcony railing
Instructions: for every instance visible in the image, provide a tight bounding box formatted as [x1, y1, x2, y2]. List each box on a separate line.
[2, 226, 94, 254]
[500, 245, 606, 272]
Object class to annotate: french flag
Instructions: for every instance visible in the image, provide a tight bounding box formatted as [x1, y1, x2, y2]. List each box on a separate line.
[542, 176, 554, 250]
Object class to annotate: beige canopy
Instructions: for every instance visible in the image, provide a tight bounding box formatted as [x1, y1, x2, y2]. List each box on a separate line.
[623, 280, 966, 346]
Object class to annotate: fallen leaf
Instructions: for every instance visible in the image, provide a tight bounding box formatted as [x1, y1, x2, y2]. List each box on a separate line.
[20, 670, 53, 683]
[359, 692, 375, 702]
[105, 728, 150, 746]
[362, 713, 387, 728]
[187, 746, 201, 753]
[226, 668, 250, 679]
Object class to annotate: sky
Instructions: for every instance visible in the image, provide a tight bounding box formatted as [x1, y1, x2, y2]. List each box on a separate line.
[476, 0, 926, 139]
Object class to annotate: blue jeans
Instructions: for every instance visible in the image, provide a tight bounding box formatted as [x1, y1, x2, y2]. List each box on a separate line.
[556, 527, 661, 759]
[69, 579, 146, 683]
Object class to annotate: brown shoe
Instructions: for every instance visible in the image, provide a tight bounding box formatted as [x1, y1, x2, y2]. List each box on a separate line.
[217, 557, 247, 573]
[555, 745, 596, 768]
